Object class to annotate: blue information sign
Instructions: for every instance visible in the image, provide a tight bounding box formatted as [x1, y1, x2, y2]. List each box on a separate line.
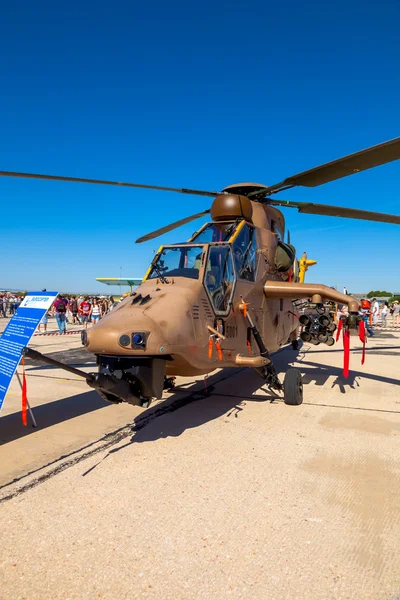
[0, 291, 58, 413]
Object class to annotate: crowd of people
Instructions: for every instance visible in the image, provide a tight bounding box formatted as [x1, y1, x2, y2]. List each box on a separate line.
[0, 292, 122, 334]
[363, 298, 400, 330]
[0, 294, 24, 317]
[337, 297, 400, 338]
[39, 295, 119, 333]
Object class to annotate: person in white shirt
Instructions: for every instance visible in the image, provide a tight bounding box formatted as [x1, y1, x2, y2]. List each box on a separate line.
[372, 298, 380, 325]
[336, 304, 348, 321]
[381, 303, 388, 328]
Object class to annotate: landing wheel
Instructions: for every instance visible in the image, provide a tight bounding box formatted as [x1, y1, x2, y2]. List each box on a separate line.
[284, 368, 303, 406]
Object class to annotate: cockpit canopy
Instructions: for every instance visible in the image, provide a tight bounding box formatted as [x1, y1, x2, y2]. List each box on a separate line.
[189, 221, 237, 243]
[146, 220, 259, 315]
[148, 245, 203, 280]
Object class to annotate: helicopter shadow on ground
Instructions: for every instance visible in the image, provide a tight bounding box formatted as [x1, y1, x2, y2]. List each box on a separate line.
[295, 331, 400, 395]
[0, 344, 295, 447]
[0, 346, 105, 445]
[0, 390, 110, 446]
[123, 340, 400, 446]
[0, 345, 288, 446]
[294, 355, 400, 395]
[124, 345, 302, 446]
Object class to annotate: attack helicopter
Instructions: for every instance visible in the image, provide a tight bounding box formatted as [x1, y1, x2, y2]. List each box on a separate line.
[3, 137, 400, 408]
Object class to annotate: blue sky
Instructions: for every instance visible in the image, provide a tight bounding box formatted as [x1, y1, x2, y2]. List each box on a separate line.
[1, 1, 399, 294]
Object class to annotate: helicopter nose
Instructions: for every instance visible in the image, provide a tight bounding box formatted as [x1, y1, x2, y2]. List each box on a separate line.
[82, 287, 198, 356]
[83, 310, 167, 355]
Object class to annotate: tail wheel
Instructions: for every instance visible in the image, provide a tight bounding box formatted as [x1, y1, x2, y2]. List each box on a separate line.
[284, 368, 303, 405]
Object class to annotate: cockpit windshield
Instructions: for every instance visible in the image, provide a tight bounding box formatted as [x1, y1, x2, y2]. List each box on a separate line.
[191, 221, 237, 244]
[148, 246, 204, 280]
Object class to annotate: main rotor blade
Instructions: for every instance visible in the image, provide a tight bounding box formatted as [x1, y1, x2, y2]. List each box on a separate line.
[252, 137, 400, 196]
[270, 199, 400, 225]
[136, 210, 210, 243]
[0, 170, 220, 198]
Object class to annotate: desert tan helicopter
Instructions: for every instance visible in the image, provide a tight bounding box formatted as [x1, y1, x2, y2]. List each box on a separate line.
[3, 137, 400, 407]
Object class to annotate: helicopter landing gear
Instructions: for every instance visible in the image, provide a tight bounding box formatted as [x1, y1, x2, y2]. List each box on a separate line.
[283, 368, 303, 405]
[242, 307, 284, 393]
[258, 363, 283, 392]
[242, 304, 302, 403]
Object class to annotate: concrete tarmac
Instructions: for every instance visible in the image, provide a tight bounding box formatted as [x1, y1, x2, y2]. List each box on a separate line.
[0, 321, 399, 599]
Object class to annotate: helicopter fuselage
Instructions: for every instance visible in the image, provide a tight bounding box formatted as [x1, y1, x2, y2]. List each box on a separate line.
[81, 193, 358, 406]
[83, 197, 299, 403]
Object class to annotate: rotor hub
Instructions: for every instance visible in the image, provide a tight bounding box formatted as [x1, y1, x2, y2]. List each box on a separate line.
[210, 194, 253, 222]
[222, 182, 269, 199]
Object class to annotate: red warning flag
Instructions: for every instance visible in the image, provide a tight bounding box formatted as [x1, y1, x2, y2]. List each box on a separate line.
[358, 320, 366, 366]
[336, 317, 367, 378]
[215, 340, 223, 361]
[343, 329, 350, 379]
